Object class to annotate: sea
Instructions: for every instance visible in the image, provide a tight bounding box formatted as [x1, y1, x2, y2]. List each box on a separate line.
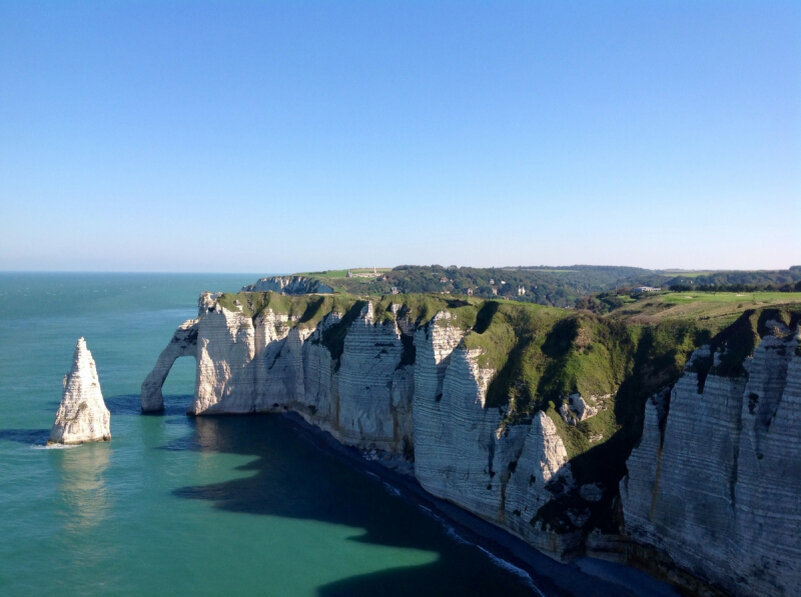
[0, 272, 674, 597]
[0, 273, 551, 596]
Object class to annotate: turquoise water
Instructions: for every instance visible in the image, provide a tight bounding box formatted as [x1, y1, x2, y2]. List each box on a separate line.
[0, 273, 545, 596]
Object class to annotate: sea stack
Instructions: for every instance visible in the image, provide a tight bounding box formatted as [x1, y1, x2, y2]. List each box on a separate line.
[48, 337, 111, 445]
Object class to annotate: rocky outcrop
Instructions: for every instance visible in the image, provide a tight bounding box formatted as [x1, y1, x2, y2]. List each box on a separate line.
[49, 338, 110, 445]
[558, 392, 601, 425]
[241, 276, 334, 294]
[414, 345, 576, 554]
[620, 322, 801, 596]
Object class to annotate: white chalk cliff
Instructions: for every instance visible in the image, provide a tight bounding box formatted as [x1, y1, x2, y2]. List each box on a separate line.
[49, 338, 111, 445]
[142, 293, 576, 554]
[620, 320, 801, 596]
[241, 275, 334, 294]
[142, 293, 801, 594]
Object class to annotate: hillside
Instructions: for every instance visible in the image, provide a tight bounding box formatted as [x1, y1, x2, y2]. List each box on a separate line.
[245, 265, 801, 308]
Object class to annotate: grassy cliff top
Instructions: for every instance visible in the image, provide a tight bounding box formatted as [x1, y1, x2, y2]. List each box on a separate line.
[606, 290, 801, 330]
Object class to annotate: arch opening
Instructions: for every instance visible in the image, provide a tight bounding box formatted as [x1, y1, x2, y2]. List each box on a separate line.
[141, 319, 199, 413]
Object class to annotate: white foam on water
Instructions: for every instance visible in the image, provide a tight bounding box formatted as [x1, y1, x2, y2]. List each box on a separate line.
[365, 471, 380, 480]
[382, 482, 401, 497]
[476, 546, 545, 596]
[443, 524, 471, 545]
[32, 443, 78, 450]
[411, 499, 540, 593]
[416, 504, 448, 527]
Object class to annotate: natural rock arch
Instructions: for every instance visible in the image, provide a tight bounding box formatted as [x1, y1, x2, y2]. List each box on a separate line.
[141, 319, 198, 412]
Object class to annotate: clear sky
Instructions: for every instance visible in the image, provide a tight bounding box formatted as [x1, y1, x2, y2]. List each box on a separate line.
[1, 1, 799, 273]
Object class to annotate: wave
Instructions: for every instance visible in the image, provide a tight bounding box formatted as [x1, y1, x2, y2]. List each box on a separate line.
[444, 524, 471, 545]
[476, 546, 544, 596]
[382, 482, 401, 497]
[414, 500, 545, 595]
[32, 443, 78, 450]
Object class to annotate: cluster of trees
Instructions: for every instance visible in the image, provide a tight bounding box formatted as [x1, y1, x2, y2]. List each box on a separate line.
[663, 267, 801, 289]
[324, 265, 665, 308]
[669, 282, 801, 293]
[308, 265, 801, 310]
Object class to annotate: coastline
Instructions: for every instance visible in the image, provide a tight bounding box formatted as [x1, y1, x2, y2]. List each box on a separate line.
[277, 411, 680, 597]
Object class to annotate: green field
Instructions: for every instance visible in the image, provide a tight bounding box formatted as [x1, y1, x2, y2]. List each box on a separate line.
[609, 291, 801, 331]
[660, 291, 801, 304]
[297, 268, 391, 279]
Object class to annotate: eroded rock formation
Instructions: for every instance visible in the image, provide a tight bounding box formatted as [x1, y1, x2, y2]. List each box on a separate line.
[241, 275, 334, 294]
[141, 318, 199, 412]
[49, 337, 110, 445]
[620, 321, 801, 596]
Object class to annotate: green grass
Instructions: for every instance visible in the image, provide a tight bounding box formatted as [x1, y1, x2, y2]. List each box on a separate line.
[295, 268, 391, 279]
[298, 269, 350, 278]
[215, 291, 362, 326]
[607, 291, 801, 337]
[659, 291, 801, 304]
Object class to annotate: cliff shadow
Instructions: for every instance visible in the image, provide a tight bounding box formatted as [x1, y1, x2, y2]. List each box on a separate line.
[166, 414, 575, 597]
[105, 393, 193, 417]
[0, 428, 50, 445]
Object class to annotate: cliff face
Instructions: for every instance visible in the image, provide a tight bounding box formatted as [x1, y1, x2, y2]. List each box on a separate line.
[50, 337, 111, 445]
[241, 275, 334, 295]
[142, 292, 801, 594]
[412, 326, 577, 554]
[620, 318, 801, 596]
[143, 293, 583, 555]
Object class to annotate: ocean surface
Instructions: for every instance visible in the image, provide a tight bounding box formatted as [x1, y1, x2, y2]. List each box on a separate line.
[0, 272, 552, 596]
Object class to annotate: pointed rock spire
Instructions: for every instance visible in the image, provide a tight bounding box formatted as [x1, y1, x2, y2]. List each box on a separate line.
[48, 337, 111, 445]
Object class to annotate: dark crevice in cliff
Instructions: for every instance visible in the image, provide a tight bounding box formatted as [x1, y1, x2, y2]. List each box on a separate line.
[708, 310, 760, 377]
[320, 301, 368, 368]
[397, 333, 416, 369]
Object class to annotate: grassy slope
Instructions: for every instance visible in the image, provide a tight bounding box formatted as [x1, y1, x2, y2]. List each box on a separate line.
[609, 291, 801, 327]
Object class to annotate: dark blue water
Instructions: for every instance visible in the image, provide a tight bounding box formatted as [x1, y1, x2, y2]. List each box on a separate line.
[0, 273, 546, 595]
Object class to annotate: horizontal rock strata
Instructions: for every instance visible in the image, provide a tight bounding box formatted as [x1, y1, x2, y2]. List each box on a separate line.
[50, 337, 111, 445]
[621, 323, 801, 596]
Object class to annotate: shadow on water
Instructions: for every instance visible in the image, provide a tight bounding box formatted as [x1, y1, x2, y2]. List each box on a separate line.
[0, 428, 50, 445]
[105, 394, 192, 417]
[0, 395, 193, 447]
[167, 415, 561, 597]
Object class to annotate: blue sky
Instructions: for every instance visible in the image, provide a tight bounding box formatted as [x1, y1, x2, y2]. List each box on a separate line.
[1, 1, 798, 273]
